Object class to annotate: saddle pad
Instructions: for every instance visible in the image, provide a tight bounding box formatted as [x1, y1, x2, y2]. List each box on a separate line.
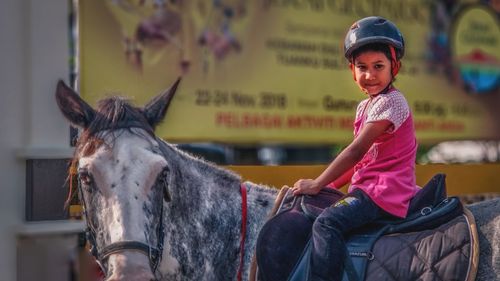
[342, 196, 466, 281]
[364, 210, 478, 281]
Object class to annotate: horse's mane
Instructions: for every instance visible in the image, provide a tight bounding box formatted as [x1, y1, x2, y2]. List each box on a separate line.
[75, 96, 153, 154]
[158, 139, 242, 184]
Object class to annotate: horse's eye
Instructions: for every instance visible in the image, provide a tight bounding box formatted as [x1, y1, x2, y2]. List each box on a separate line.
[79, 171, 93, 187]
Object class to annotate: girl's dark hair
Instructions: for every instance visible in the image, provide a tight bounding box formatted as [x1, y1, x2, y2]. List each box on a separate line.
[351, 43, 393, 62]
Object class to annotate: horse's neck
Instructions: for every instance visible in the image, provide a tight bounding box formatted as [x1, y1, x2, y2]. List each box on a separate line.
[160, 146, 277, 279]
[170, 155, 277, 241]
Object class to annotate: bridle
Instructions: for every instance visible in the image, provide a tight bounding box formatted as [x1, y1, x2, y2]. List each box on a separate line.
[71, 132, 172, 277]
[71, 129, 248, 280]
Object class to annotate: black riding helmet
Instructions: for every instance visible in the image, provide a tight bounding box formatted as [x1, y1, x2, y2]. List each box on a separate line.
[344, 16, 405, 61]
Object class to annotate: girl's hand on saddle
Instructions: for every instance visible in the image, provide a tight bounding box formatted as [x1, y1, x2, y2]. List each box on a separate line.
[292, 179, 322, 196]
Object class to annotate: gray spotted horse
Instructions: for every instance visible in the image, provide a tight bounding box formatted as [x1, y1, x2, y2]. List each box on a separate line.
[55, 79, 499, 281]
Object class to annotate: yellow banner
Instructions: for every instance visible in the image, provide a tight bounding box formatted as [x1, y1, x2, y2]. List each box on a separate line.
[79, 0, 500, 144]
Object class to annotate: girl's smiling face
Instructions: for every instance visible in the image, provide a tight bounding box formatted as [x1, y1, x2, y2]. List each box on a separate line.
[353, 50, 393, 96]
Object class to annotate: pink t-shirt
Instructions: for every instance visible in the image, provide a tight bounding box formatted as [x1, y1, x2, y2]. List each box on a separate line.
[348, 88, 419, 218]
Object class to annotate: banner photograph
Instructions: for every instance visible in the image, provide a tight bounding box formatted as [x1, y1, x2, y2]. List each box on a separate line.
[79, 0, 500, 144]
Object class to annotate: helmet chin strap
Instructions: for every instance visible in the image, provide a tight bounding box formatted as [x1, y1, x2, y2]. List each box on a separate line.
[389, 45, 400, 77]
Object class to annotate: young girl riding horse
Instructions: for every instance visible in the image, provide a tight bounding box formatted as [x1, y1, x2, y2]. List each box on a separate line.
[290, 16, 419, 281]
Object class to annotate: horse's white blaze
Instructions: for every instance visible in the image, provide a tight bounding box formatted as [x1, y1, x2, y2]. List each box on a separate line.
[78, 130, 167, 268]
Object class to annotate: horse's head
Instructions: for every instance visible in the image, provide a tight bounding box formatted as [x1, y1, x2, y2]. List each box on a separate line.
[55, 79, 180, 281]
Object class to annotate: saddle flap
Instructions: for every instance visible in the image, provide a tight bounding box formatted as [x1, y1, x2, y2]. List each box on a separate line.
[342, 230, 387, 281]
[256, 188, 344, 281]
[256, 204, 314, 281]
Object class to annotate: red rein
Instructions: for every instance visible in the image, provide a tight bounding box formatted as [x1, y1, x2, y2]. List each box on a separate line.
[238, 183, 248, 281]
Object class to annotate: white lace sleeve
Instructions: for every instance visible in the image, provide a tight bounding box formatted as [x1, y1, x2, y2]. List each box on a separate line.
[366, 91, 410, 132]
[356, 99, 369, 120]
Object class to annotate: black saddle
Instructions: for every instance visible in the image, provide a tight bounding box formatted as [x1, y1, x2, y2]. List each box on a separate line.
[256, 174, 465, 281]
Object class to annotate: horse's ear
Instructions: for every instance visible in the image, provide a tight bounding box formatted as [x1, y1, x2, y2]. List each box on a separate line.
[143, 77, 181, 128]
[55, 80, 96, 129]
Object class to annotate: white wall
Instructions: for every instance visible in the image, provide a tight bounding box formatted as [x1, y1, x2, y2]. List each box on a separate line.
[0, 0, 80, 280]
[0, 1, 28, 279]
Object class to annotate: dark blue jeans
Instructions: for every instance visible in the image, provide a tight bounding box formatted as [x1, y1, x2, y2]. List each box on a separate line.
[310, 189, 392, 281]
